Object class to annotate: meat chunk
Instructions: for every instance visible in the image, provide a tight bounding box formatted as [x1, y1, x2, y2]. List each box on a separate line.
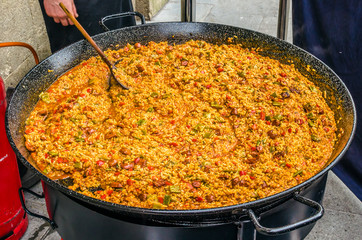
[153, 179, 166, 188]
[192, 180, 201, 188]
[120, 147, 131, 155]
[267, 130, 278, 139]
[110, 182, 123, 188]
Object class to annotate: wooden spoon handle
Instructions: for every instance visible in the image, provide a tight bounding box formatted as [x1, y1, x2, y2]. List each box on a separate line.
[59, 2, 112, 67]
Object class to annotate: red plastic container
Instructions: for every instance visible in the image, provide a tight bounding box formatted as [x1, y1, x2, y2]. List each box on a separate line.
[0, 76, 28, 239]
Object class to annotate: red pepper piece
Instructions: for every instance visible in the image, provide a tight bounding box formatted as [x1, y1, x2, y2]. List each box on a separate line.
[260, 111, 265, 120]
[279, 72, 287, 77]
[134, 157, 141, 164]
[25, 128, 33, 134]
[127, 179, 134, 186]
[296, 119, 304, 125]
[196, 197, 203, 202]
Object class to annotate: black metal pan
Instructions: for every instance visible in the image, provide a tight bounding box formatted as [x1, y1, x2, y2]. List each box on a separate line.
[5, 21, 356, 237]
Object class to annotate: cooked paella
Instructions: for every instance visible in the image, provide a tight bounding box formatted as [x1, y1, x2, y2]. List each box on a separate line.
[24, 40, 337, 209]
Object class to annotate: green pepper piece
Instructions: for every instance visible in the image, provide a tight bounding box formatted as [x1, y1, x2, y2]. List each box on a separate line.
[147, 107, 154, 112]
[309, 86, 317, 92]
[210, 102, 223, 109]
[163, 195, 171, 205]
[293, 170, 303, 177]
[152, 202, 164, 209]
[137, 119, 146, 126]
[237, 71, 245, 78]
[215, 116, 225, 123]
[39, 92, 51, 103]
[308, 121, 315, 127]
[269, 146, 276, 153]
[273, 114, 283, 120]
[272, 101, 281, 106]
[162, 93, 171, 99]
[193, 123, 205, 133]
[311, 135, 321, 142]
[203, 112, 211, 118]
[69, 118, 77, 123]
[270, 92, 278, 98]
[303, 103, 313, 112]
[88, 78, 96, 85]
[74, 162, 83, 169]
[265, 115, 271, 121]
[203, 132, 213, 139]
[169, 185, 181, 193]
[150, 92, 158, 98]
[307, 113, 316, 120]
[48, 150, 58, 157]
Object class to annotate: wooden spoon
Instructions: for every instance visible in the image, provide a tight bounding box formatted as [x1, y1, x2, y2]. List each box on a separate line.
[59, 2, 129, 90]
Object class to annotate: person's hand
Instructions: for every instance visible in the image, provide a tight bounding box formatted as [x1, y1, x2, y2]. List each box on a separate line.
[43, 0, 78, 26]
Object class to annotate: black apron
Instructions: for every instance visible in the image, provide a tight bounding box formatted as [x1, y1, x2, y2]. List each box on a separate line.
[293, 0, 362, 200]
[39, 0, 136, 52]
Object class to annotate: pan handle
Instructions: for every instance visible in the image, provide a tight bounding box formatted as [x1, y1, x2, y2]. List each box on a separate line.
[246, 192, 324, 236]
[99, 12, 146, 32]
[18, 187, 58, 229]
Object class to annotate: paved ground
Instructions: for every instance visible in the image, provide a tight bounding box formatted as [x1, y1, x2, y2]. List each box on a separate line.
[21, 0, 361, 239]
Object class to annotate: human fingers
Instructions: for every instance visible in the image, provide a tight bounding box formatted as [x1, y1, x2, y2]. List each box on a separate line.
[71, 1, 78, 18]
[59, 17, 70, 26]
[60, 1, 78, 25]
[53, 17, 60, 24]
[43, 0, 77, 25]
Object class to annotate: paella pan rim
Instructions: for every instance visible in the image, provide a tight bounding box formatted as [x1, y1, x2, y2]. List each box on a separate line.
[5, 21, 356, 221]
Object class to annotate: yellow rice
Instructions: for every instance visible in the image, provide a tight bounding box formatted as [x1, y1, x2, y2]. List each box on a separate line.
[24, 40, 337, 210]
